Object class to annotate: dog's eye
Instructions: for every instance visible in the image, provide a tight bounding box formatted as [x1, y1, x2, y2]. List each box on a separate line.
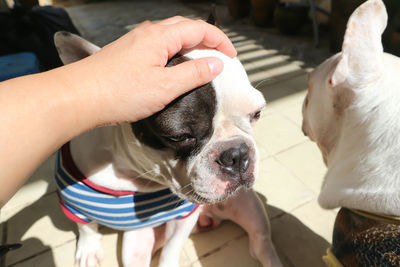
[304, 95, 309, 107]
[251, 111, 261, 123]
[166, 134, 192, 143]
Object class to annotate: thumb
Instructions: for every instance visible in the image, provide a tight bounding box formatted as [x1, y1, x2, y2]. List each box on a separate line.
[163, 57, 223, 96]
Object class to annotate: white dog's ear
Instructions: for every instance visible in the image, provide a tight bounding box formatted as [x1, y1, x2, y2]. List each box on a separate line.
[54, 31, 100, 65]
[330, 0, 387, 87]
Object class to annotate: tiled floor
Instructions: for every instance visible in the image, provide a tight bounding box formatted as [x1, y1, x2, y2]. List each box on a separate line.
[1, 1, 336, 266]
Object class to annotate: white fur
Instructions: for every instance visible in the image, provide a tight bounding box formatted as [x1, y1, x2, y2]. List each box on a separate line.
[75, 222, 104, 267]
[303, 0, 400, 216]
[158, 209, 199, 267]
[320, 53, 400, 215]
[55, 32, 280, 267]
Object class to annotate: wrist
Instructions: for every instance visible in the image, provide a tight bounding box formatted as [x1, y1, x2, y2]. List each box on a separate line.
[48, 57, 106, 134]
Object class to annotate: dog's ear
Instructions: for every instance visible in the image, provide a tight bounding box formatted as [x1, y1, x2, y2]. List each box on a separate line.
[330, 0, 387, 87]
[54, 31, 100, 65]
[206, 4, 220, 28]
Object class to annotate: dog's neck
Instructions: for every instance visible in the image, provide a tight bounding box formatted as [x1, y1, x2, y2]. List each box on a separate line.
[111, 123, 174, 189]
[319, 53, 400, 216]
[70, 124, 171, 193]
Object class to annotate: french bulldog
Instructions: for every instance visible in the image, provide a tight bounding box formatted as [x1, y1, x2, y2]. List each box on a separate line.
[302, 0, 400, 265]
[53, 19, 282, 267]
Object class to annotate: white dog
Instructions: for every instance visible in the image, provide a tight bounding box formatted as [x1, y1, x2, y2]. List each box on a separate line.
[302, 0, 400, 265]
[53, 19, 282, 267]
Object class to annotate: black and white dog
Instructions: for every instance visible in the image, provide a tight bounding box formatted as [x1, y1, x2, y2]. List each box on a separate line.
[54, 19, 282, 267]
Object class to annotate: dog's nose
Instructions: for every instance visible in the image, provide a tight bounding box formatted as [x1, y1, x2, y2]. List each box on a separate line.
[217, 143, 250, 175]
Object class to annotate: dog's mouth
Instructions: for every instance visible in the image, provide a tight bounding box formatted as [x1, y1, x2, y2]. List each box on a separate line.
[173, 177, 254, 204]
[183, 188, 241, 204]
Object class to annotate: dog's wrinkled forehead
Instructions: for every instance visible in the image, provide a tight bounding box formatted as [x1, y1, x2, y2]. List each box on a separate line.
[188, 49, 266, 130]
[131, 49, 265, 161]
[131, 55, 216, 159]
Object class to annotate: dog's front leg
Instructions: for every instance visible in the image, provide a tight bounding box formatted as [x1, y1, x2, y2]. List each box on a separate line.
[122, 227, 155, 267]
[75, 222, 104, 267]
[158, 208, 200, 267]
[208, 189, 282, 267]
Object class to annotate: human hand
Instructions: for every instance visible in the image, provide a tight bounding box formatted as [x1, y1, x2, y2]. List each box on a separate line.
[0, 16, 236, 205]
[56, 16, 236, 128]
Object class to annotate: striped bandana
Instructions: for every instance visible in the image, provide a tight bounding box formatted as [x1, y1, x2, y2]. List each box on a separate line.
[54, 143, 198, 231]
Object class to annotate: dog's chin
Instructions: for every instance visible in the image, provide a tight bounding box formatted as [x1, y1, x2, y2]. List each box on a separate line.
[173, 180, 254, 204]
[185, 188, 240, 204]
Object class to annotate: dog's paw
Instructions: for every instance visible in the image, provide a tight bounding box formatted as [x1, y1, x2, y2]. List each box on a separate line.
[192, 214, 222, 233]
[75, 234, 104, 267]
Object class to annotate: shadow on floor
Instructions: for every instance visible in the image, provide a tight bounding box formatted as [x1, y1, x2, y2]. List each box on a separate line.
[3, 190, 330, 267]
[189, 192, 330, 267]
[1, 192, 76, 266]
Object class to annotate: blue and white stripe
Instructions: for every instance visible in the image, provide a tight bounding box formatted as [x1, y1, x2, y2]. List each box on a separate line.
[55, 151, 198, 231]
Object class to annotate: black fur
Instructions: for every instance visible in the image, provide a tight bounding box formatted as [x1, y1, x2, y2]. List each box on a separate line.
[131, 55, 216, 159]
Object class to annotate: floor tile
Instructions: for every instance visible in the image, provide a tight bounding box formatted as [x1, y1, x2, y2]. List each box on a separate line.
[232, 39, 258, 49]
[230, 34, 249, 44]
[184, 221, 245, 263]
[290, 201, 337, 242]
[265, 92, 307, 124]
[258, 75, 308, 127]
[257, 75, 307, 114]
[193, 235, 261, 267]
[248, 54, 292, 73]
[225, 30, 239, 38]
[248, 69, 280, 88]
[9, 231, 122, 267]
[256, 141, 271, 161]
[271, 212, 331, 267]
[274, 245, 295, 267]
[254, 158, 315, 214]
[5, 192, 77, 266]
[255, 113, 308, 155]
[270, 72, 308, 93]
[2, 153, 57, 222]
[258, 84, 297, 111]
[279, 104, 304, 127]
[249, 61, 306, 87]
[235, 43, 264, 54]
[275, 141, 327, 194]
[9, 240, 76, 267]
[238, 47, 277, 61]
[254, 192, 286, 220]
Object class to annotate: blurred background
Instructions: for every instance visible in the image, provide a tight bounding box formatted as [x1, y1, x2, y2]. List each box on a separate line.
[1, 0, 400, 78]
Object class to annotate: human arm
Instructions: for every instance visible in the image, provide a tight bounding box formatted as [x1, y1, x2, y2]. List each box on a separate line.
[0, 17, 236, 206]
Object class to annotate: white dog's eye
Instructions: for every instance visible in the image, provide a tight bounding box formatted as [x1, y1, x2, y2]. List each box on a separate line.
[250, 111, 261, 123]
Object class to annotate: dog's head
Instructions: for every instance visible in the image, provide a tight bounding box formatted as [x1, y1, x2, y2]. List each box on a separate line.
[302, 0, 387, 165]
[55, 21, 265, 204]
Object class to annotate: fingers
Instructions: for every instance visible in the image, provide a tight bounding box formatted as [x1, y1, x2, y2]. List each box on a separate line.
[162, 57, 223, 99]
[161, 19, 236, 59]
[158, 16, 188, 25]
[133, 17, 236, 60]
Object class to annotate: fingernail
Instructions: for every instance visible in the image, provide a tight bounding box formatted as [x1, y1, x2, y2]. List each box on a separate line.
[207, 57, 223, 76]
